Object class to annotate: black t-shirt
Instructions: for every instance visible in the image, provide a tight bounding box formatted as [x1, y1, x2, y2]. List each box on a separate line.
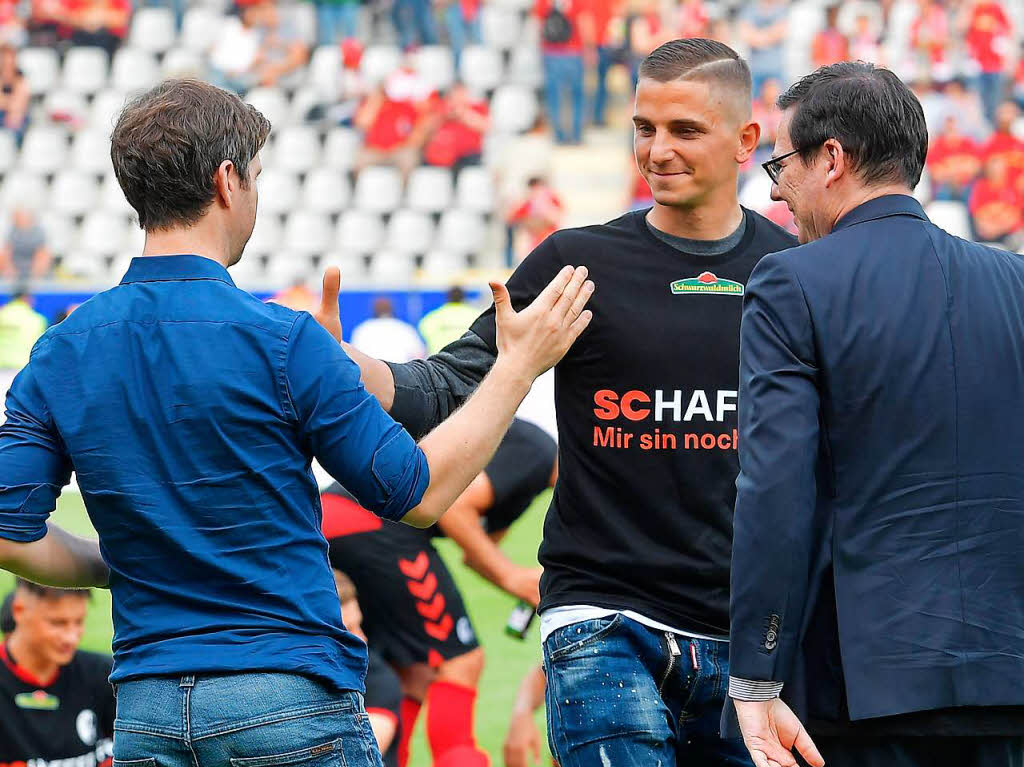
[468, 208, 796, 635]
[0, 644, 115, 766]
[482, 418, 556, 534]
[364, 648, 401, 767]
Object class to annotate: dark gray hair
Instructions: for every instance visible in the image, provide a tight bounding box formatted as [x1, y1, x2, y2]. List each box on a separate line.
[639, 39, 751, 111]
[777, 61, 928, 188]
[111, 79, 271, 231]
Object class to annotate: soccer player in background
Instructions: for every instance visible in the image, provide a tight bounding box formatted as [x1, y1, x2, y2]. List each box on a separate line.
[315, 38, 798, 764]
[321, 418, 558, 766]
[0, 580, 115, 767]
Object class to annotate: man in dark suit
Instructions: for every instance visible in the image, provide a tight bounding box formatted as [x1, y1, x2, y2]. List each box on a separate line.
[727, 61, 1024, 767]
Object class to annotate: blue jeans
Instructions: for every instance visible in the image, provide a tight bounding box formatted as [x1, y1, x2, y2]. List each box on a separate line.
[591, 45, 616, 125]
[543, 52, 584, 144]
[543, 614, 752, 767]
[445, 3, 480, 68]
[975, 71, 1007, 125]
[316, 3, 360, 45]
[113, 673, 383, 767]
[392, 0, 437, 50]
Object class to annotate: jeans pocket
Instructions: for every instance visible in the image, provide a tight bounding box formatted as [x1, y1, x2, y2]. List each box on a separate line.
[545, 614, 625, 662]
[113, 760, 156, 767]
[229, 738, 347, 767]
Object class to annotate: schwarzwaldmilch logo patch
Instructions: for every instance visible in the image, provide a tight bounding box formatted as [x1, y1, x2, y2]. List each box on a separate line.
[670, 271, 744, 295]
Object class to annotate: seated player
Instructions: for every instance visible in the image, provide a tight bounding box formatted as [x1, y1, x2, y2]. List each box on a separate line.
[0, 579, 115, 767]
[321, 418, 557, 767]
[334, 569, 403, 767]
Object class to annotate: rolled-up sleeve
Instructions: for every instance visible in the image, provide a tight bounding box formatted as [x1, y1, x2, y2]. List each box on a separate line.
[286, 314, 429, 521]
[0, 363, 72, 542]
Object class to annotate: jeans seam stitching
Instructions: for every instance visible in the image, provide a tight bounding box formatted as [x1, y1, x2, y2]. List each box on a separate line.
[546, 614, 623, 662]
[190, 704, 357, 741]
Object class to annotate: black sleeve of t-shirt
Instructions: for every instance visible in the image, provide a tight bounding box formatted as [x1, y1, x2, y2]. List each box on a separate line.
[386, 235, 568, 439]
[484, 419, 557, 534]
[363, 649, 402, 767]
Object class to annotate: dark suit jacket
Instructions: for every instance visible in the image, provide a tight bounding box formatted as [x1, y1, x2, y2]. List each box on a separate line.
[728, 195, 1024, 726]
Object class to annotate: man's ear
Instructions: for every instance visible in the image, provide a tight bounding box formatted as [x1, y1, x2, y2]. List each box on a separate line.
[213, 160, 235, 208]
[823, 138, 846, 188]
[736, 119, 762, 164]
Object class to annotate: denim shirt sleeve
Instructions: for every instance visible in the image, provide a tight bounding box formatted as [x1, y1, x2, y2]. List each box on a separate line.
[285, 313, 429, 521]
[0, 362, 73, 542]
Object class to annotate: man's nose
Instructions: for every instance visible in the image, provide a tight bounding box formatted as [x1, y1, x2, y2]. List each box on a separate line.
[770, 183, 782, 202]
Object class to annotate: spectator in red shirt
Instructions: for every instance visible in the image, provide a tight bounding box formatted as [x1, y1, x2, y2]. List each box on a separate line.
[506, 175, 563, 263]
[969, 153, 1024, 245]
[536, 0, 594, 144]
[0, 0, 25, 46]
[811, 4, 849, 69]
[423, 83, 489, 173]
[928, 114, 983, 201]
[65, 0, 132, 56]
[354, 65, 439, 179]
[26, 0, 64, 46]
[981, 100, 1024, 181]
[961, 0, 1014, 123]
[910, 0, 951, 82]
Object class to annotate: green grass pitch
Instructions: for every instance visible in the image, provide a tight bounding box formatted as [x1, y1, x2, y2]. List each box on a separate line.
[0, 490, 553, 766]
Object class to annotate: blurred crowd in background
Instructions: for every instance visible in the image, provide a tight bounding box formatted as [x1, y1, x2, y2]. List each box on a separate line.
[0, 0, 1020, 301]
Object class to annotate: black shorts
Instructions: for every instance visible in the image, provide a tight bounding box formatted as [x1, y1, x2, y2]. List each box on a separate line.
[324, 494, 479, 669]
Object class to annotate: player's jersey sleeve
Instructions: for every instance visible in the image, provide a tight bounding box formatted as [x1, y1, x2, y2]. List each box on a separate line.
[386, 236, 568, 439]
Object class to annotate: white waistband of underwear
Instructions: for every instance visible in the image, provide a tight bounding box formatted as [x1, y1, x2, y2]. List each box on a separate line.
[539, 605, 728, 644]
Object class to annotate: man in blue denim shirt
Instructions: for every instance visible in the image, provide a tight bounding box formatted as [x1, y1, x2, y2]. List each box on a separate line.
[0, 79, 594, 767]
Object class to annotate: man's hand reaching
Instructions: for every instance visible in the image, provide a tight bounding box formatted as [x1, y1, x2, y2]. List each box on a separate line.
[734, 698, 824, 767]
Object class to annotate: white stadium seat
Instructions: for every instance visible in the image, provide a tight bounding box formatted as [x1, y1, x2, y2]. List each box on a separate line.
[925, 201, 972, 240]
[271, 126, 320, 172]
[246, 214, 283, 255]
[245, 88, 290, 130]
[16, 48, 60, 95]
[79, 211, 128, 255]
[257, 170, 301, 215]
[455, 166, 495, 214]
[100, 173, 136, 218]
[480, 6, 522, 50]
[180, 7, 224, 53]
[460, 45, 504, 94]
[62, 47, 110, 94]
[360, 45, 402, 86]
[129, 8, 177, 54]
[265, 252, 315, 286]
[320, 250, 369, 282]
[386, 210, 435, 253]
[19, 127, 68, 174]
[227, 255, 265, 289]
[0, 172, 48, 211]
[406, 166, 453, 214]
[421, 249, 467, 278]
[507, 45, 544, 89]
[90, 89, 129, 131]
[413, 46, 455, 92]
[307, 45, 341, 97]
[353, 166, 403, 213]
[62, 252, 107, 281]
[39, 213, 76, 257]
[367, 250, 417, 283]
[490, 85, 538, 134]
[71, 130, 113, 175]
[323, 128, 360, 171]
[43, 89, 89, 125]
[301, 169, 351, 214]
[112, 48, 160, 93]
[283, 211, 333, 254]
[288, 86, 322, 125]
[162, 48, 204, 79]
[437, 209, 486, 254]
[51, 171, 100, 216]
[335, 210, 384, 253]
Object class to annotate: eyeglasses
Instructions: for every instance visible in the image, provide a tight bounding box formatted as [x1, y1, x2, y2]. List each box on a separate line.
[761, 148, 802, 185]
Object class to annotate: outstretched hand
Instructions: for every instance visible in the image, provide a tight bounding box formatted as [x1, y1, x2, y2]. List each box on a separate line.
[315, 266, 343, 343]
[491, 265, 594, 380]
[734, 699, 824, 767]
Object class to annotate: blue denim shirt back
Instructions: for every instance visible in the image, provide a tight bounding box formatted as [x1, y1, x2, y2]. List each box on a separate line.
[0, 255, 429, 692]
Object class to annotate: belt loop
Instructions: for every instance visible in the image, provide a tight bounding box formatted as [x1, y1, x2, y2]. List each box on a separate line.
[179, 675, 195, 689]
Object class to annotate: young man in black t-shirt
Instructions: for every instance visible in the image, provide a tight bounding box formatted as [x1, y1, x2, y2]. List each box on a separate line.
[0, 580, 115, 767]
[322, 419, 557, 767]
[316, 39, 796, 766]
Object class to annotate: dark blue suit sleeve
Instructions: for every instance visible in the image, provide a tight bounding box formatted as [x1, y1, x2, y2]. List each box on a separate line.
[730, 253, 820, 688]
[0, 363, 73, 542]
[286, 313, 429, 522]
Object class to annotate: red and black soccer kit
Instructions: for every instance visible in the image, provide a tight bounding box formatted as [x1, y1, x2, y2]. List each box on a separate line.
[365, 648, 403, 767]
[322, 418, 556, 668]
[0, 645, 116, 767]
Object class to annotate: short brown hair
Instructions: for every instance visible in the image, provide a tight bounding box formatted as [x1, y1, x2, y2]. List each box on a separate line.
[333, 569, 357, 603]
[111, 79, 271, 232]
[15, 578, 91, 601]
[639, 38, 752, 115]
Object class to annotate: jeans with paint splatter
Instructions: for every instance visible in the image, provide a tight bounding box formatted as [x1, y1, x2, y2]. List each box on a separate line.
[543, 613, 752, 767]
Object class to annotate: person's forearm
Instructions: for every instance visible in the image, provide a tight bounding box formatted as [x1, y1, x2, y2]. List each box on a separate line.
[342, 341, 396, 409]
[0, 523, 108, 588]
[404, 358, 531, 527]
[440, 502, 521, 591]
[513, 664, 547, 715]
